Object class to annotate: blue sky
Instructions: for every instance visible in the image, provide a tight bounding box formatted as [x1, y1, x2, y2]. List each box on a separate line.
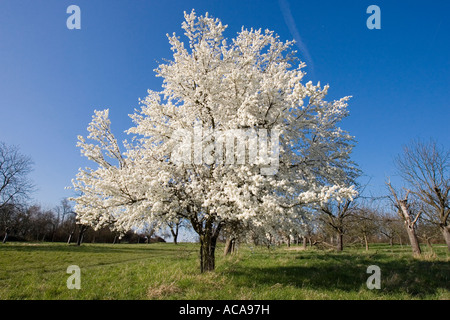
[0, 0, 449, 209]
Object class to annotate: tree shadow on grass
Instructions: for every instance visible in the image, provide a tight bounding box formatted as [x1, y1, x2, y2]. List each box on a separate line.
[228, 252, 450, 298]
[0, 242, 198, 258]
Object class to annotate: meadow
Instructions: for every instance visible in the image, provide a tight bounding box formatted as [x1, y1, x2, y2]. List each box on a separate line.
[0, 242, 448, 300]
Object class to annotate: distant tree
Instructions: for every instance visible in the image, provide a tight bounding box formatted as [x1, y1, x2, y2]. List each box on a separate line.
[416, 218, 441, 250]
[315, 180, 367, 251]
[55, 198, 73, 226]
[54, 198, 76, 243]
[25, 205, 52, 241]
[0, 142, 34, 243]
[349, 206, 379, 251]
[395, 139, 450, 251]
[167, 218, 188, 245]
[300, 219, 316, 249]
[0, 142, 34, 209]
[2, 204, 34, 242]
[221, 220, 248, 255]
[317, 198, 354, 251]
[0, 203, 18, 243]
[378, 211, 405, 246]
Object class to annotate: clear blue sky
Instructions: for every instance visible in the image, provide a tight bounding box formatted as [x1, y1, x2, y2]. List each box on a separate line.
[0, 0, 449, 209]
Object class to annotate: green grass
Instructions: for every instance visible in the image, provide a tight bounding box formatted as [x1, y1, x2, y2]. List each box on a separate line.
[0, 242, 448, 300]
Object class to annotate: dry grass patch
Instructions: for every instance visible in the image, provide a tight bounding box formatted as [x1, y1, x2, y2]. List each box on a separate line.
[285, 246, 306, 251]
[146, 281, 182, 299]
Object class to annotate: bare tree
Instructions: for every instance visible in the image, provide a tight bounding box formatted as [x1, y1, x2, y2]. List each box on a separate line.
[317, 199, 354, 251]
[416, 218, 441, 250]
[378, 211, 405, 246]
[0, 142, 34, 243]
[386, 182, 422, 255]
[0, 202, 39, 243]
[349, 206, 379, 251]
[55, 198, 77, 243]
[167, 218, 189, 245]
[0, 142, 34, 209]
[57, 198, 73, 226]
[395, 139, 450, 251]
[0, 203, 18, 243]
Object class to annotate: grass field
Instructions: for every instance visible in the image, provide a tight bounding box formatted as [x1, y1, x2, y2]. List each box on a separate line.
[0, 242, 448, 300]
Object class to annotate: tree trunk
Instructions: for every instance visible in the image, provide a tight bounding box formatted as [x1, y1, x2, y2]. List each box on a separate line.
[389, 237, 393, 246]
[302, 236, 307, 250]
[406, 225, 421, 256]
[364, 234, 369, 251]
[200, 234, 218, 272]
[442, 225, 450, 252]
[2, 232, 8, 244]
[175, 223, 179, 245]
[425, 237, 433, 249]
[388, 185, 422, 255]
[67, 231, 73, 244]
[50, 226, 56, 242]
[76, 225, 87, 246]
[171, 226, 179, 245]
[224, 237, 235, 256]
[336, 232, 343, 251]
[76, 232, 84, 246]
